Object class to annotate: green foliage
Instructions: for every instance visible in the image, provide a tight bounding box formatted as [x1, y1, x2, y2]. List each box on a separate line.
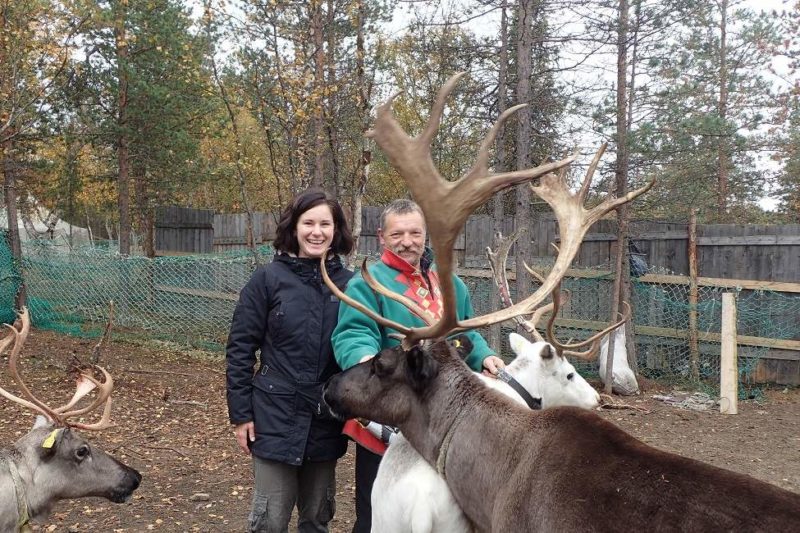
[627, 2, 782, 222]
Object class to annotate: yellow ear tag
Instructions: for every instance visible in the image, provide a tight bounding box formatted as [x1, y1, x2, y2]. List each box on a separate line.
[453, 339, 461, 349]
[41, 429, 60, 449]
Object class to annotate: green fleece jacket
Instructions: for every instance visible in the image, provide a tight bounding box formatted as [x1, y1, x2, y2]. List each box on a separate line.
[332, 248, 494, 371]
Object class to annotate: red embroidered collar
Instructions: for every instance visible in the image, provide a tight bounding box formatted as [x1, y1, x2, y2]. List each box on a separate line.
[380, 248, 422, 275]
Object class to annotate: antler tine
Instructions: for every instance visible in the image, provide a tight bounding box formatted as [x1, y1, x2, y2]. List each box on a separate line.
[54, 373, 97, 414]
[419, 73, 468, 146]
[320, 255, 414, 339]
[466, 103, 527, 183]
[58, 366, 114, 418]
[547, 294, 631, 351]
[361, 262, 435, 327]
[522, 261, 546, 285]
[562, 339, 601, 361]
[487, 229, 549, 342]
[69, 395, 114, 431]
[3, 309, 64, 423]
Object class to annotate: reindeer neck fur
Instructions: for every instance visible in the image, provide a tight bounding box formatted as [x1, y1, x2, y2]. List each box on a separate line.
[398, 352, 480, 466]
[399, 345, 542, 480]
[3, 429, 67, 521]
[1, 431, 58, 533]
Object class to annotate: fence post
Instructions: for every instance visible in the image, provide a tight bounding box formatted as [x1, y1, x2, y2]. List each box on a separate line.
[720, 292, 738, 415]
[688, 210, 700, 380]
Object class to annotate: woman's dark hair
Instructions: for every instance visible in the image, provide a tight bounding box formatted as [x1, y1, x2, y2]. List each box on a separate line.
[274, 188, 354, 256]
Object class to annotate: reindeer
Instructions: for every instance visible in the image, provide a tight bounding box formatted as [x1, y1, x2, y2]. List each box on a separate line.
[0, 309, 141, 532]
[321, 73, 800, 532]
[371, 332, 603, 533]
[370, 231, 629, 533]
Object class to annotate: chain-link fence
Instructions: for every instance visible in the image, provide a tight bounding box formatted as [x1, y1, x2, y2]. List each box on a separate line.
[2, 233, 798, 396]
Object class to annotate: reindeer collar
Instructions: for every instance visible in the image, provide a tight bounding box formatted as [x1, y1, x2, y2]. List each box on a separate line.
[8, 460, 32, 532]
[435, 407, 470, 479]
[496, 369, 542, 410]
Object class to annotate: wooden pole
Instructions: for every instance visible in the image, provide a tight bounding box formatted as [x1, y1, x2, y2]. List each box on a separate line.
[688, 210, 700, 380]
[720, 293, 738, 415]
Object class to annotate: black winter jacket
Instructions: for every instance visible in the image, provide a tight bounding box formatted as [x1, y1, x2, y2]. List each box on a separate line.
[226, 253, 353, 465]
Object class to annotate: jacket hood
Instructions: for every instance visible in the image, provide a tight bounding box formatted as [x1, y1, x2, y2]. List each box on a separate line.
[273, 252, 343, 280]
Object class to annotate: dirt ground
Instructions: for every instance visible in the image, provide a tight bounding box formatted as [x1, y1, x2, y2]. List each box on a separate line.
[1, 329, 798, 532]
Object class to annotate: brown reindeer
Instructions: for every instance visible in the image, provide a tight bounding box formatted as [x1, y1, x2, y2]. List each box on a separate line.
[0, 309, 141, 532]
[321, 73, 800, 532]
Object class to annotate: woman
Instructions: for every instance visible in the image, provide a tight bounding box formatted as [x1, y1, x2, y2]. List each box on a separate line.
[226, 188, 354, 533]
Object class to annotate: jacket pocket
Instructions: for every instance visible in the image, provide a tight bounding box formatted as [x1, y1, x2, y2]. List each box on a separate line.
[251, 372, 296, 441]
[266, 303, 286, 341]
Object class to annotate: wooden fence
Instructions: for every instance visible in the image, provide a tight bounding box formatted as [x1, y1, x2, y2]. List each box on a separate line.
[157, 205, 799, 284]
[155, 206, 214, 254]
[213, 212, 278, 253]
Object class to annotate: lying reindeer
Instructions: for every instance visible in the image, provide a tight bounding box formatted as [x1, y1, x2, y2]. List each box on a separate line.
[0, 309, 141, 532]
[321, 72, 800, 532]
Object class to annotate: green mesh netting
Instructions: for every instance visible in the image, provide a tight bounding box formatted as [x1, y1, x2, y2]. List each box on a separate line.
[0, 232, 272, 349]
[462, 261, 800, 398]
[1, 233, 797, 397]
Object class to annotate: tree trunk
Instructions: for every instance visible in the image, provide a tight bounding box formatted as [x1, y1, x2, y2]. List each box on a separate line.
[134, 171, 155, 258]
[348, 0, 370, 268]
[606, 0, 632, 394]
[489, 0, 510, 353]
[325, 0, 340, 197]
[310, 0, 325, 188]
[717, 0, 730, 220]
[2, 135, 26, 308]
[115, 3, 131, 256]
[514, 0, 534, 307]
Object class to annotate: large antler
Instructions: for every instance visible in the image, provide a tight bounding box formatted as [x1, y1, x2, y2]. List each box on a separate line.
[0, 308, 115, 430]
[330, 72, 652, 346]
[487, 231, 628, 360]
[486, 228, 550, 342]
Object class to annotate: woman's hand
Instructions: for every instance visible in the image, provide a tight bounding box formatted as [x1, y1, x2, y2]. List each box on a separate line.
[234, 421, 255, 455]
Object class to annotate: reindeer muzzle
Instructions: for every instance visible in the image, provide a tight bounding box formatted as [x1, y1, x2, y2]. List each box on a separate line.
[108, 466, 142, 503]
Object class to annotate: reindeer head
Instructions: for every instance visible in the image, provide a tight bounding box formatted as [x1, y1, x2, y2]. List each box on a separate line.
[508, 333, 600, 410]
[323, 338, 474, 426]
[14, 420, 141, 504]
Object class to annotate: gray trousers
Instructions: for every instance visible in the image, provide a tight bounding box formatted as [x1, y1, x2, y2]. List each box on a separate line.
[249, 456, 337, 533]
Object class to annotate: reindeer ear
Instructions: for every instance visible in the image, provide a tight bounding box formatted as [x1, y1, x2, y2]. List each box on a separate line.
[541, 344, 557, 360]
[406, 345, 438, 392]
[449, 335, 473, 359]
[39, 428, 65, 457]
[32, 414, 52, 430]
[509, 333, 528, 356]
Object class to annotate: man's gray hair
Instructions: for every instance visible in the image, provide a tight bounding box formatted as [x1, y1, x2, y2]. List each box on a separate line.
[379, 198, 425, 230]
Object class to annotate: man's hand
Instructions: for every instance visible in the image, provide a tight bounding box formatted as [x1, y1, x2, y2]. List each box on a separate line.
[481, 355, 505, 378]
[234, 421, 255, 455]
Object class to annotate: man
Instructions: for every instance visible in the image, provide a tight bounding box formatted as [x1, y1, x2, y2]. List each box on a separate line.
[332, 198, 504, 533]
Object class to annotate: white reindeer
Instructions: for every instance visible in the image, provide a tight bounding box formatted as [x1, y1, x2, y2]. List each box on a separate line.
[370, 332, 600, 533]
